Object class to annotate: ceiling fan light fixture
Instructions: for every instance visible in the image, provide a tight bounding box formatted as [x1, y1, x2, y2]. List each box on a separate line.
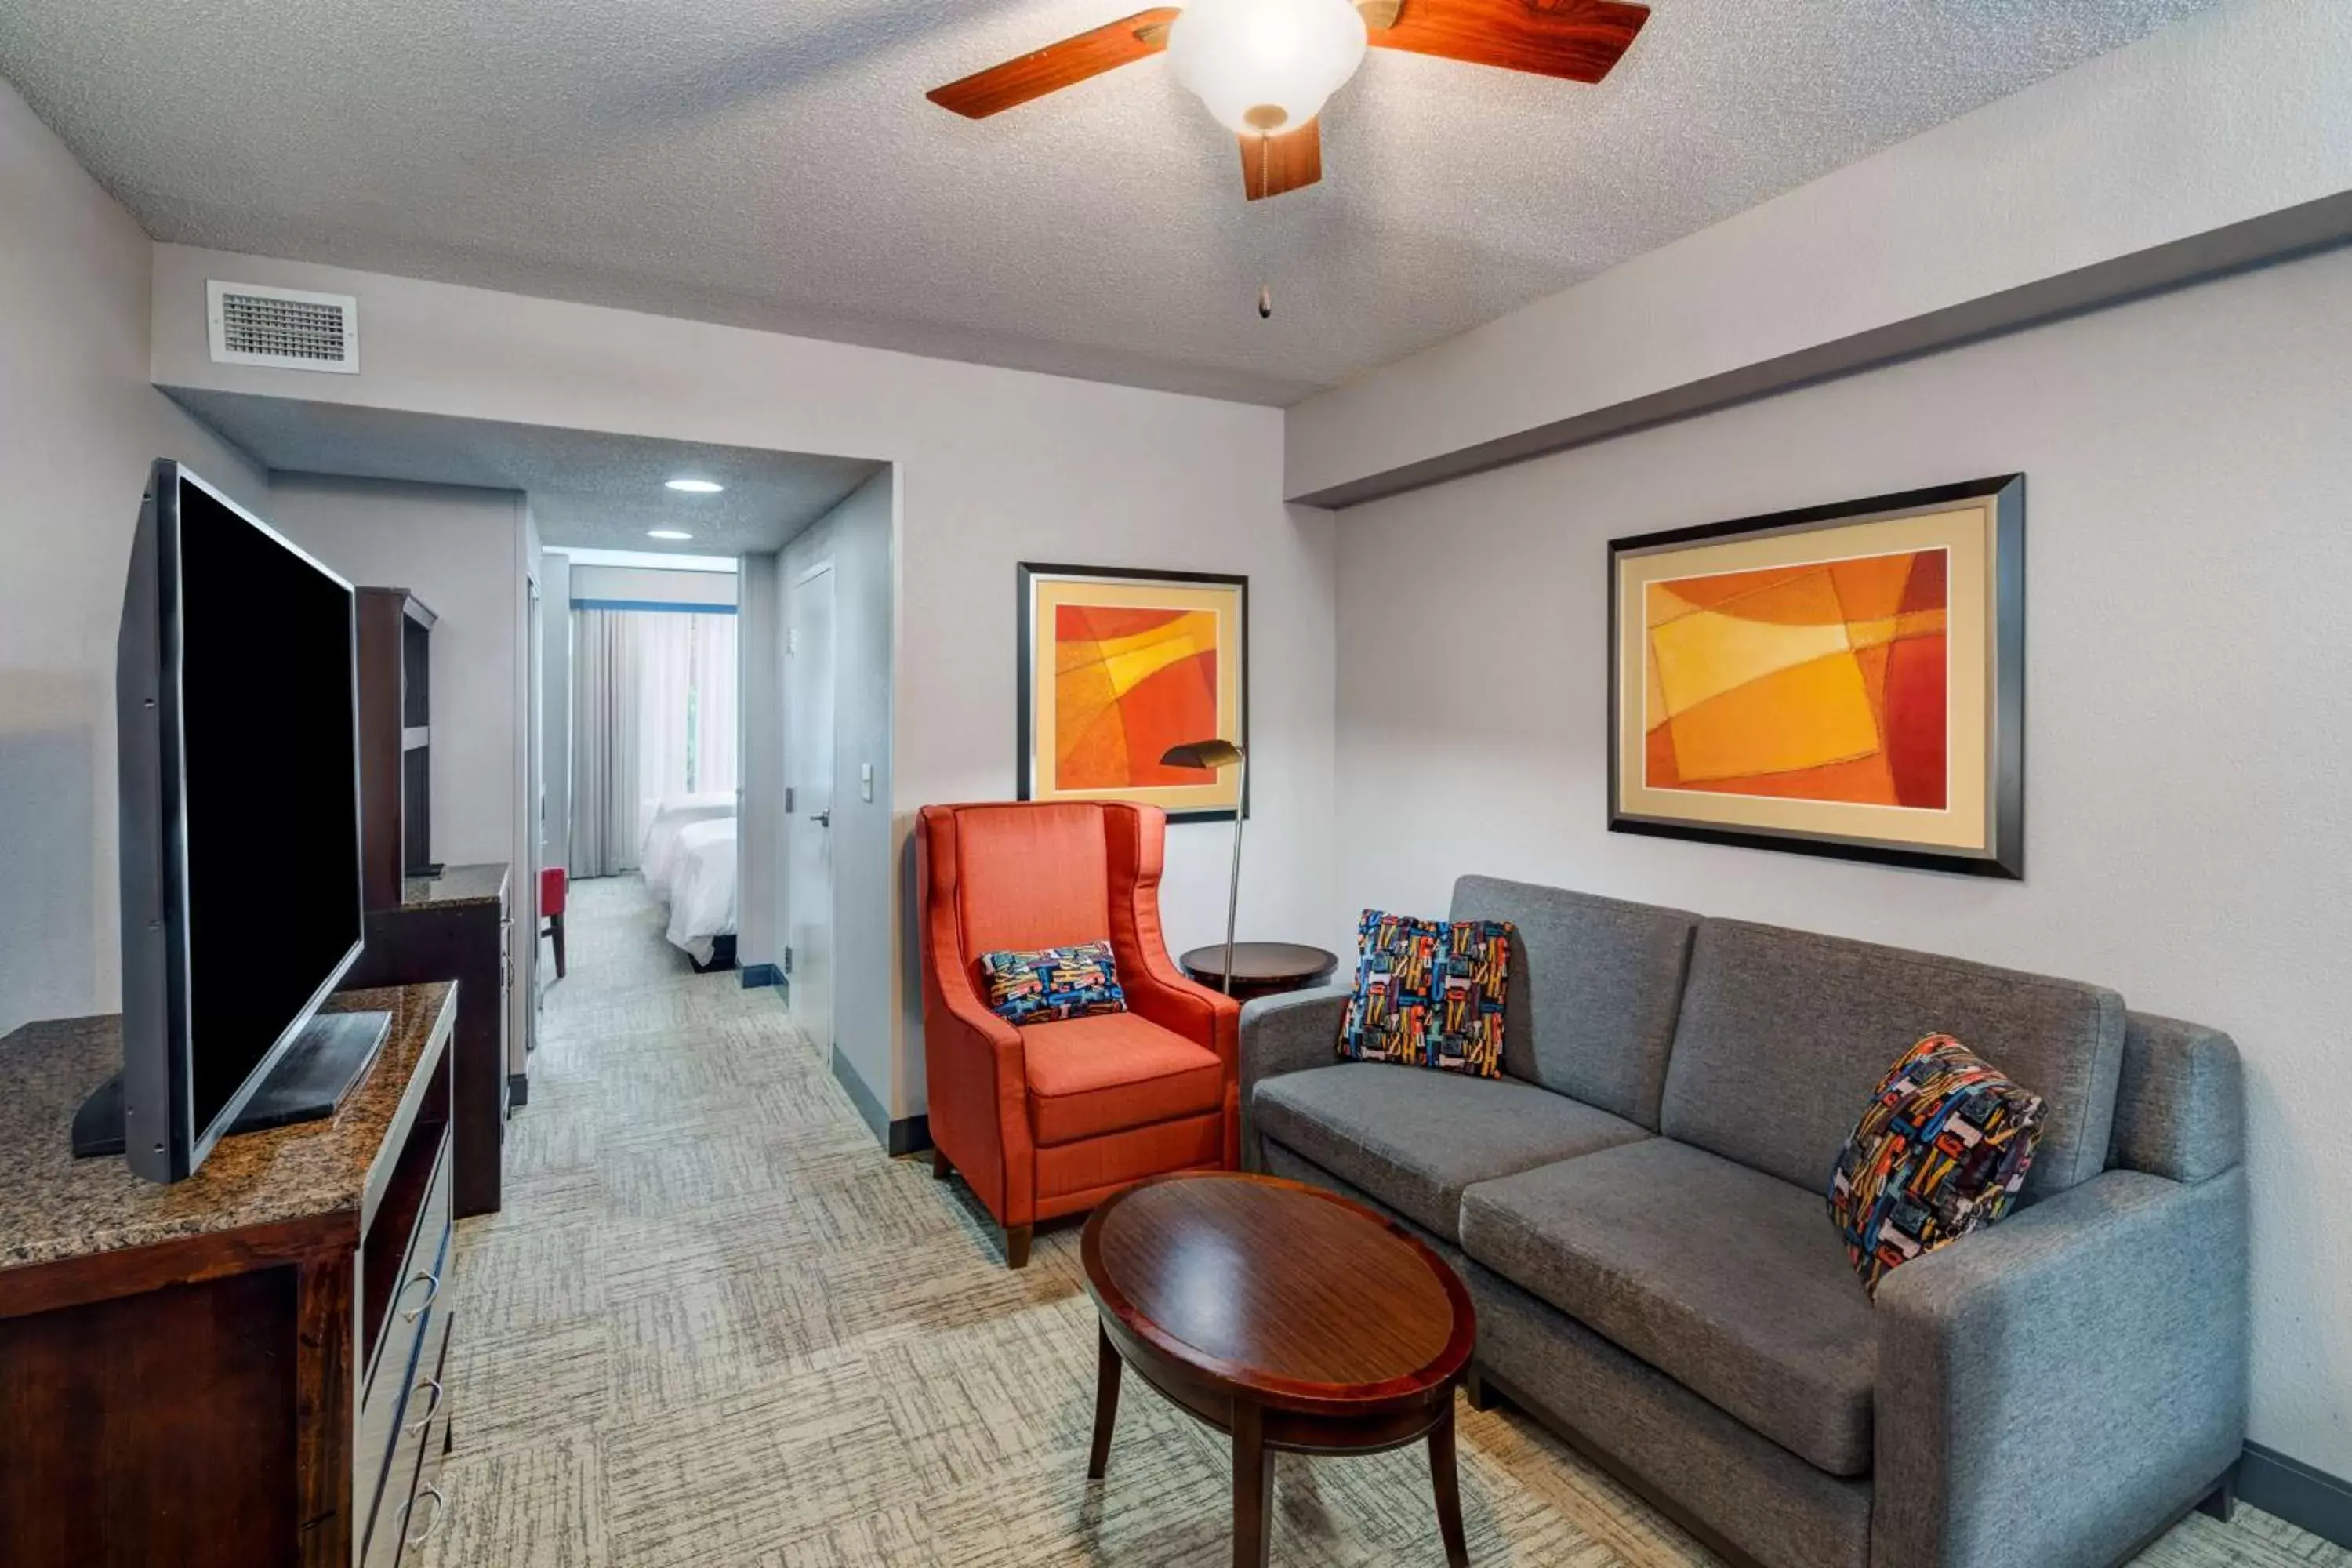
[1167, 0, 1367, 138]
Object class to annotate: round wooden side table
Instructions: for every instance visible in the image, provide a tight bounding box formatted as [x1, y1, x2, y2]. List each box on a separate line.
[1178, 942, 1340, 1003]
[1080, 1171, 1476, 1567]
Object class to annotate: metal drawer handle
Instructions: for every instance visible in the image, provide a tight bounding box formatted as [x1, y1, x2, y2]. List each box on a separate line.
[405, 1377, 444, 1435]
[401, 1484, 448, 1548]
[399, 1271, 441, 1323]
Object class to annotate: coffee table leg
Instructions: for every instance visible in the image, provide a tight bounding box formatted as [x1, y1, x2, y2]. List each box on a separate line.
[1232, 1399, 1272, 1568]
[1429, 1396, 1470, 1567]
[1087, 1324, 1122, 1481]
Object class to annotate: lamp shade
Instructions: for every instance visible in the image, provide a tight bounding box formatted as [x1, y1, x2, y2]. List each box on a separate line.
[1160, 738, 1244, 771]
[1166, 0, 1367, 137]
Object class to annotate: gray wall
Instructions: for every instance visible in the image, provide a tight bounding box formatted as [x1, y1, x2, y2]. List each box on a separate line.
[780, 471, 898, 1116]
[1330, 242, 2352, 1479]
[267, 474, 534, 1075]
[0, 81, 270, 1035]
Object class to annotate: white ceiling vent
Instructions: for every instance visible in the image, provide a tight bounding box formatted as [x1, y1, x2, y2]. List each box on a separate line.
[206, 281, 359, 373]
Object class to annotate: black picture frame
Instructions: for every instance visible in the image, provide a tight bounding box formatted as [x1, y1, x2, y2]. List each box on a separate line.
[1017, 562, 1250, 823]
[1607, 475, 2024, 879]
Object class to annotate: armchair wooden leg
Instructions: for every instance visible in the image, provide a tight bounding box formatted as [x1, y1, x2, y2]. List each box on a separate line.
[1004, 1224, 1033, 1269]
[2197, 1466, 2238, 1524]
[931, 1146, 952, 1181]
[550, 913, 566, 979]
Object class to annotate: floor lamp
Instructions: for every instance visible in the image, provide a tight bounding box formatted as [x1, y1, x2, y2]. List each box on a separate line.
[1158, 739, 1246, 995]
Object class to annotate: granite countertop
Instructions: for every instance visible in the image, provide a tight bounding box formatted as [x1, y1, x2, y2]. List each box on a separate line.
[0, 982, 455, 1272]
[400, 861, 509, 910]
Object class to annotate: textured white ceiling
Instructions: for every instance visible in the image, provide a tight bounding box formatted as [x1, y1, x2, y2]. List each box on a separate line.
[6, 0, 2217, 403]
[167, 391, 883, 553]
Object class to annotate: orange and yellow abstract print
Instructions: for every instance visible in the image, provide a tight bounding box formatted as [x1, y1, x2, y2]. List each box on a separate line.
[1643, 548, 1948, 809]
[1053, 604, 1218, 791]
[1021, 567, 1246, 819]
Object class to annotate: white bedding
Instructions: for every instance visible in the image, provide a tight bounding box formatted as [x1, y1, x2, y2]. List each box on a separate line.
[641, 791, 735, 901]
[665, 817, 739, 965]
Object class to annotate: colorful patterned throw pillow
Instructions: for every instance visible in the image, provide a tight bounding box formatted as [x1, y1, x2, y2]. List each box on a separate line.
[1337, 911, 1512, 1078]
[1830, 1034, 2046, 1296]
[977, 941, 1127, 1025]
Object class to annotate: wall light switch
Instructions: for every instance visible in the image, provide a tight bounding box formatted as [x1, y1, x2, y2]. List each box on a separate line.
[859, 763, 874, 803]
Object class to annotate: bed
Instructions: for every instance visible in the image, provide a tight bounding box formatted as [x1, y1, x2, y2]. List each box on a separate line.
[664, 817, 739, 967]
[640, 790, 735, 902]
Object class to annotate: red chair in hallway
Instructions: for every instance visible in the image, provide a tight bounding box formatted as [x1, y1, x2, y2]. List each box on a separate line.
[539, 866, 568, 979]
[918, 801, 1241, 1268]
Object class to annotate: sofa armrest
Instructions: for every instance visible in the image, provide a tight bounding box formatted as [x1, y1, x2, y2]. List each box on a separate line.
[1871, 1166, 2248, 1568]
[1238, 984, 1351, 1168]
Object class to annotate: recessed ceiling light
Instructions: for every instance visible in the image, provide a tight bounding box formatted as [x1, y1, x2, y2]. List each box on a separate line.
[665, 477, 724, 494]
[648, 528, 694, 541]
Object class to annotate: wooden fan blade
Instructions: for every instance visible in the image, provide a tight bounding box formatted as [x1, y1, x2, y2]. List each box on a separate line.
[1240, 121, 1323, 201]
[927, 8, 1181, 118]
[1368, 0, 1649, 85]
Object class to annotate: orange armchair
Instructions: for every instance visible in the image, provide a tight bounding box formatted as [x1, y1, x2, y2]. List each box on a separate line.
[918, 800, 1241, 1267]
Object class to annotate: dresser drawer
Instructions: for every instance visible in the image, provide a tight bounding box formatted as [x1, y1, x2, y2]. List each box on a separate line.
[365, 1308, 456, 1568]
[358, 1130, 452, 1552]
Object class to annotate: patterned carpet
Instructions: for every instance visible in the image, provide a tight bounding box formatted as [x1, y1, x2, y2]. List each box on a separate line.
[418, 876, 2344, 1568]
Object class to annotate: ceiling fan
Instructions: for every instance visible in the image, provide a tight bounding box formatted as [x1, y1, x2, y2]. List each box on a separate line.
[927, 0, 1650, 201]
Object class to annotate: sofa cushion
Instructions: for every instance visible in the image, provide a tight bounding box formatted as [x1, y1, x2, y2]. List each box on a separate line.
[1022, 1013, 1224, 1145]
[1661, 919, 2125, 1199]
[1338, 911, 1512, 1077]
[1447, 877, 1699, 1127]
[1461, 1139, 1878, 1476]
[1253, 1063, 1647, 1242]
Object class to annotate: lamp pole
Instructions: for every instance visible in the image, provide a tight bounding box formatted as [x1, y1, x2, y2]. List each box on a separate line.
[1221, 750, 1246, 996]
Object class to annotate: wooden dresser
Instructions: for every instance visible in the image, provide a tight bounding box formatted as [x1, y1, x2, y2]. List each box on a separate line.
[345, 863, 511, 1216]
[0, 982, 459, 1567]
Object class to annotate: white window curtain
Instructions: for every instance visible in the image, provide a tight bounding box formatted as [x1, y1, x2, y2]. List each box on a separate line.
[636, 614, 695, 840]
[631, 612, 739, 841]
[573, 605, 739, 878]
[691, 613, 738, 800]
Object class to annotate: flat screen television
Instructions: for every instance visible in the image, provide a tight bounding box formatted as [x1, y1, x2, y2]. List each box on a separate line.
[103, 459, 372, 1183]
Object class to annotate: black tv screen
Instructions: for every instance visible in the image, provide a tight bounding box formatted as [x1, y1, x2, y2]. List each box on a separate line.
[117, 461, 364, 1181]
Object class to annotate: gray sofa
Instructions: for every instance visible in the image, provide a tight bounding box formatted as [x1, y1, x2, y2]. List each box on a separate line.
[1240, 876, 2247, 1568]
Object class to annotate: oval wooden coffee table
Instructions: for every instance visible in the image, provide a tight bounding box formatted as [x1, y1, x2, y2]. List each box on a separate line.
[1080, 1171, 1476, 1566]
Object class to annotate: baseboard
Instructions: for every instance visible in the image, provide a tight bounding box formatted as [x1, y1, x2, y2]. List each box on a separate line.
[831, 1046, 888, 1143]
[2241, 1442, 2352, 1548]
[739, 963, 782, 989]
[829, 1046, 929, 1155]
[887, 1113, 931, 1157]
[506, 1072, 528, 1109]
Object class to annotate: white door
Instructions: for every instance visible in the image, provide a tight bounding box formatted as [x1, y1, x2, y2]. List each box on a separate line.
[786, 563, 836, 1054]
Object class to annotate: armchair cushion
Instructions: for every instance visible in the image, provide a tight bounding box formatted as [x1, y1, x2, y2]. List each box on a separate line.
[1023, 1012, 1225, 1145]
[978, 939, 1128, 1025]
[1461, 1138, 1878, 1476]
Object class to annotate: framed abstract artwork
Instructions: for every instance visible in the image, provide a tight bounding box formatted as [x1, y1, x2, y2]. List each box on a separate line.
[1609, 475, 2024, 878]
[1018, 563, 1248, 822]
